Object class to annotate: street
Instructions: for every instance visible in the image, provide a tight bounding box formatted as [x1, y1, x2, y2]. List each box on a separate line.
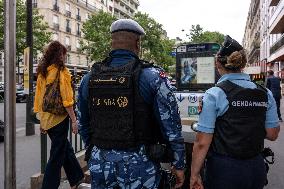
[0, 102, 284, 189]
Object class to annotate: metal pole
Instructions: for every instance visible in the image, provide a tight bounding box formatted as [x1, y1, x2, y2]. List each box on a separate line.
[4, 0, 16, 188]
[26, 0, 35, 136]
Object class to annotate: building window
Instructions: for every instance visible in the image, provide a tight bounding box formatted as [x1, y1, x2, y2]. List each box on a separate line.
[53, 15, 59, 30]
[66, 3, 70, 11]
[53, 15, 59, 24]
[76, 39, 80, 49]
[86, 13, 89, 20]
[53, 33, 59, 40]
[77, 8, 80, 16]
[65, 36, 70, 46]
[65, 3, 71, 17]
[66, 19, 71, 33]
[76, 8, 81, 20]
[76, 23, 81, 36]
[109, 6, 113, 11]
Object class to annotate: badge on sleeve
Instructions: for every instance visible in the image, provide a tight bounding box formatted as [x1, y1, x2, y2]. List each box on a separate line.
[159, 71, 166, 78]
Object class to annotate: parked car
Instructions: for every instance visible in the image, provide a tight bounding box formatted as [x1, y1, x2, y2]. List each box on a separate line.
[16, 89, 27, 103]
[0, 120, 4, 142]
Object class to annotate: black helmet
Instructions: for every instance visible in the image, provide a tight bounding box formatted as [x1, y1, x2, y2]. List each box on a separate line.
[218, 35, 243, 57]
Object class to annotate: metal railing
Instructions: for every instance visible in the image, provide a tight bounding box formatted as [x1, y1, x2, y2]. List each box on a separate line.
[270, 33, 284, 55]
[40, 118, 85, 173]
[76, 15, 81, 21]
[53, 4, 59, 12]
[65, 11, 71, 18]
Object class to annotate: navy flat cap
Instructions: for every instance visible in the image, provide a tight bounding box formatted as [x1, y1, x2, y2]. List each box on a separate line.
[110, 19, 145, 36]
[218, 35, 243, 57]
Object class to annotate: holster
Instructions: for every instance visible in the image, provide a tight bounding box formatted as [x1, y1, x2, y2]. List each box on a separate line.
[145, 144, 174, 163]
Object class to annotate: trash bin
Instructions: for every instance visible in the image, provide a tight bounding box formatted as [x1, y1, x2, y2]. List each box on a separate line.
[0, 120, 4, 142]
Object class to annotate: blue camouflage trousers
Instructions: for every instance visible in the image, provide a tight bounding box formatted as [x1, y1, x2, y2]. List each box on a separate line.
[88, 146, 161, 189]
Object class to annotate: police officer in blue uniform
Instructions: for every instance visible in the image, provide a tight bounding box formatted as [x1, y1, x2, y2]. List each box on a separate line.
[77, 19, 185, 189]
[190, 36, 280, 189]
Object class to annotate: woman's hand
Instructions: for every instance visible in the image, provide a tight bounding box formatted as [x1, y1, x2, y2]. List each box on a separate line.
[40, 127, 47, 134]
[190, 174, 203, 189]
[71, 120, 78, 135]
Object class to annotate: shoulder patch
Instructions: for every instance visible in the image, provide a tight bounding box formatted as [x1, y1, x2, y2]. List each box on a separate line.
[159, 70, 166, 78]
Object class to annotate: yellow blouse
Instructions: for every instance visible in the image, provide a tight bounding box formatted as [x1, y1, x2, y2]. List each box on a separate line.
[34, 64, 74, 130]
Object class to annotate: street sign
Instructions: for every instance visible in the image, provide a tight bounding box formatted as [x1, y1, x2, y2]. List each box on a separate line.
[188, 106, 198, 116]
[23, 47, 30, 94]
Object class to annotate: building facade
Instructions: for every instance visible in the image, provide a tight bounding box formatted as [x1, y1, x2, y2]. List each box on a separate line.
[243, 0, 261, 65]
[0, 0, 139, 83]
[267, 0, 284, 77]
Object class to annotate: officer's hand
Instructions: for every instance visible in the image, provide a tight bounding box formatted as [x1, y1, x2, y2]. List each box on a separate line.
[172, 167, 185, 188]
[190, 174, 203, 189]
[71, 120, 78, 135]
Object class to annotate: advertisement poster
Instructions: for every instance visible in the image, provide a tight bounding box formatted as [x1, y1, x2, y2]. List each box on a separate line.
[196, 57, 215, 84]
[23, 47, 30, 94]
[180, 58, 197, 84]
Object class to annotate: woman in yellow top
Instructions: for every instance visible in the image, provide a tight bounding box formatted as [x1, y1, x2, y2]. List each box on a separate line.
[34, 41, 84, 189]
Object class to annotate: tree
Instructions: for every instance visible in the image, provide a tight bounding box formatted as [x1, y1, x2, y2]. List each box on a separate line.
[81, 11, 175, 70]
[189, 24, 203, 43]
[81, 10, 116, 61]
[189, 24, 224, 44]
[134, 12, 175, 70]
[0, 0, 51, 58]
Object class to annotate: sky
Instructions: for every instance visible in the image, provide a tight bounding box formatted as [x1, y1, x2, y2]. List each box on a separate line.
[138, 0, 251, 44]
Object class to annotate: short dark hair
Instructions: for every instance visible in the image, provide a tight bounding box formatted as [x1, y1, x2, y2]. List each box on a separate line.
[268, 70, 274, 75]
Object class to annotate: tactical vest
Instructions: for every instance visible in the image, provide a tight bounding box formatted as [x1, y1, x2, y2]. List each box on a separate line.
[212, 80, 268, 159]
[88, 58, 162, 150]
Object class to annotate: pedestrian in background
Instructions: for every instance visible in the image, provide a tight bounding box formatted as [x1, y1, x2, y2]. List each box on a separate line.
[34, 41, 84, 189]
[190, 36, 280, 189]
[266, 70, 283, 122]
[78, 19, 185, 189]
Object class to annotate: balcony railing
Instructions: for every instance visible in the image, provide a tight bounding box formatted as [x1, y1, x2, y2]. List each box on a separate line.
[53, 4, 59, 12]
[76, 0, 99, 12]
[66, 45, 72, 51]
[269, 0, 284, 28]
[76, 15, 81, 21]
[76, 31, 81, 37]
[66, 27, 71, 33]
[53, 23, 60, 31]
[65, 11, 71, 18]
[270, 34, 284, 55]
[32, 3, 37, 8]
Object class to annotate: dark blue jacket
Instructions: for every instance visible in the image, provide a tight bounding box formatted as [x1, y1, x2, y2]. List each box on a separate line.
[267, 76, 281, 98]
[77, 49, 185, 169]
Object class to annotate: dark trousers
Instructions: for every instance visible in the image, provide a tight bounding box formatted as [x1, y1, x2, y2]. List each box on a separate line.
[42, 117, 84, 189]
[204, 153, 266, 189]
[274, 97, 282, 120]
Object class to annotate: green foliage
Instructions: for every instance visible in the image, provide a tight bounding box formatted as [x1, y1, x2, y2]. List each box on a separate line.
[0, 0, 51, 57]
[134, 12, 175, 70]
[81, 11, 175, 70]
[189, 24, 224, 44]
[81, 10, 116, 61]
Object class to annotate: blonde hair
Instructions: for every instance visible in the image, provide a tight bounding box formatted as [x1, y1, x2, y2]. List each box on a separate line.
[220, 49, 247, 70]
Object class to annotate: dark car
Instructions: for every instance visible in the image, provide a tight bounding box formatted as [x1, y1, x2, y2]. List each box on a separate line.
[16, 89, 27, 103]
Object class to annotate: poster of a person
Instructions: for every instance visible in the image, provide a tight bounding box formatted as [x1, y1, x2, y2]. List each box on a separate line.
[181, 58, 197, 84]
